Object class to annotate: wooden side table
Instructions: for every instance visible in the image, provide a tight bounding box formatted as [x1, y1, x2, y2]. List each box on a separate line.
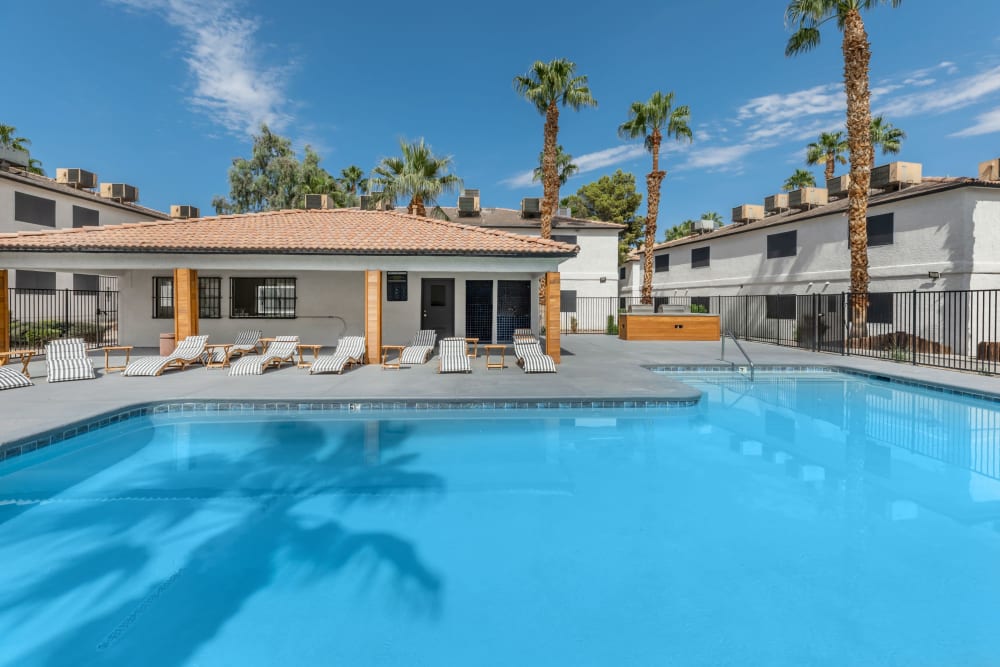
[381, 345, 406, 370]
[205, 343, 233, 369]
[465, 337, 479, 358]
[297, 344, 323, 368]
[484, 344, 506, 370]
[102, 346, 133, 373]
[0, 349, 35, 378]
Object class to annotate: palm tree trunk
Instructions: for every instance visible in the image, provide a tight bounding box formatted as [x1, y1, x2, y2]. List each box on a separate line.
[410, 194, 426, 217]
[825, 156, 835, 182]
[642, 130, 666, 305]
[843, 8, 872, 338]
[540, 101, 560, 240]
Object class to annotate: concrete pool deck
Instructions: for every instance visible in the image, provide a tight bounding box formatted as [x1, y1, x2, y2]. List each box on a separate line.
[2, 334, 999, 448]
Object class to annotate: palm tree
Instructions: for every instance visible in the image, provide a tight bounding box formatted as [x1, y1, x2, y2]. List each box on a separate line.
[0, 124, 30, 150]
[513, 59, 597, 240]
[27, 157, 45, 176]
[665, 220, 696, 241]
[532, 144, 578, 187]
[786, 0, 904, 333]
[869, 115, 906, 166]
[783, 169, 817, 191]
[700, 211, 724, 228]
[806, 131, 848, 181]
[340, 165, 366, 196]
[370, 138, 462, 217]
[618, 90, 692, 304]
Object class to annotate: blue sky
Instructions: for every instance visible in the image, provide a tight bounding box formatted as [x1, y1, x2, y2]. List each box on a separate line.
[6, 1, 1000, 233]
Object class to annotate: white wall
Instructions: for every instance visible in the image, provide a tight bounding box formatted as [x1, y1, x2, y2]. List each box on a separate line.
[496, 226, 619, 299]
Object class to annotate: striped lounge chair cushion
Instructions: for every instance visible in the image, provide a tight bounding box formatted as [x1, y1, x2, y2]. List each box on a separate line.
[514, 340, 557, 373]
[400, 346, 433, 365]
[229, 336, 299, 376]
[123, 335, 209, 376]
[0, 366, 32, 390]
[46, 338, 96, 383]
[310, 336, 366, 375]
[438, 338, 470, 373]
[412, 330, 437, 347]
[212, 329, 262, 362]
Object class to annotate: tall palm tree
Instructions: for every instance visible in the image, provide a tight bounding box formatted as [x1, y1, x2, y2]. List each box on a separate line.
[869, 115, 906, 166]
[786, 0, 904, 333]
[618, 90, 692, 304]
[340, 165, 366, 196]
[0, 124, 30, 150]
[532, 144, 578, 187]
[783, 169, 817, 191]
[806, 131, 849, 181]
[513, 59, 597, 240]
[370, 138, 462, 217]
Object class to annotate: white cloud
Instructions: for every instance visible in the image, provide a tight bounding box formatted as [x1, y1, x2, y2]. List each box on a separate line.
[500, 144, 654, 189]
[951, 108, 1000, 137]
[877, 65, 1000, 118]
[110, 0, 293, 135]
[679, 144, 758, 171]
[738, 83, 845, 123]
[500, 169, 537, 189]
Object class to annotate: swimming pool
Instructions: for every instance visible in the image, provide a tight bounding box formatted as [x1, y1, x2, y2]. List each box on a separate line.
[1, 371, 998, 666]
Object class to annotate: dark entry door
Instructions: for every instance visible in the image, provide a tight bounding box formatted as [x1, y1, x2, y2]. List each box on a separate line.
[421, 278, 455, 339]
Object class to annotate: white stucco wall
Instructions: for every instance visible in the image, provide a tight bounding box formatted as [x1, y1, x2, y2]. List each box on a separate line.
[496, 226, 619, 299]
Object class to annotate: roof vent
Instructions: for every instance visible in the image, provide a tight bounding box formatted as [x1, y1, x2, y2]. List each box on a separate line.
[0, 145, 30, 169]
[170, 205, 200, 219]
[99, 182, 139, 203]
[764, 193, 789, 215]
[693, 219, 716, 234]
[359, 193, 392, 211]
[56, 168, 98, 189]
[732, 204, 764, 224]
[787, 187, 828, 210]
[978, 158, 1000, 181]
[871, 161, 922, 190]
[826, 175, 851, 199]
[457, 189, 480, 216]
[520, 197, 541, 218]
[303, 193, 335, 210]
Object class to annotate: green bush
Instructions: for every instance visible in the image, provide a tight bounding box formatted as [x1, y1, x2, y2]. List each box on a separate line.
[606, 315, 619, 335]
[690, 304, 708, 314]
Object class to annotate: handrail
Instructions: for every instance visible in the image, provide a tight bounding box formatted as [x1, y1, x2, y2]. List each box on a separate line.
[720, 330, 755, 381]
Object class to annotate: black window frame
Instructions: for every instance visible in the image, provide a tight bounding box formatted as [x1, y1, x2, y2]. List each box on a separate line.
[765, 295, 796, 320]
[766, 230, 797, 259]
[72, 205, 100, 228]
[691, 247, 710, 269]
[386, 271, 408, 302]
[14, 192, 56, 227]
[152, 276, 223, 319]
[152, 276, 174, 319]
[867, 213, 894, 247]
[618, 266, 626, 280]
[654, 254, 670, 273]
[230, 277, 297, 319]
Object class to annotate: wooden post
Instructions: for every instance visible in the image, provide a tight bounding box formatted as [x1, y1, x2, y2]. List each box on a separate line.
[173, 268, 199, 341]
[544, 271, 560, 363]
[0, 270, 9, 353]
[364, 270, 382, 364]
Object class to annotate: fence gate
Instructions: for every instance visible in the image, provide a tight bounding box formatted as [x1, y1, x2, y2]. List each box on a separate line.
[8, 288, 120, 352]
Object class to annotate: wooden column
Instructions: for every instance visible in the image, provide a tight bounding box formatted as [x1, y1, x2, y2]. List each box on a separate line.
[544, 271, 561, 363]
[364, 270, 382, 364]
[173, 268, 200, 341]
[0, 270, 9, 353]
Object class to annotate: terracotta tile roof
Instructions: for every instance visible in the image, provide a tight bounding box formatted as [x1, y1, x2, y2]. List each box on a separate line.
[0, 208, 580, 257]
[433, 206, 626, 230]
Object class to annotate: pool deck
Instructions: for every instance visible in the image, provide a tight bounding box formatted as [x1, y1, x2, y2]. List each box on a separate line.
[2, 335, 999, 447]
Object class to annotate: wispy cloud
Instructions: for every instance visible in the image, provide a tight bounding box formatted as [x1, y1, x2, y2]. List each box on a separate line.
[951, 108, 1000, 137]
[877, 65, 1000, 118]
[501, 144, 651, 189]
[110, 0, 293, 135]
[679, 144, 758, 171]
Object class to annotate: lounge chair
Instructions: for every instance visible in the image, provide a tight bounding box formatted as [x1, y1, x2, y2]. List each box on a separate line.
[438, 337, 471, 373]
[513, 328, 535, 341]
[309, 336, 366, 375]
[46, 338, 96, 383]
[123, 335, 209, 377]
[210, 329, 262, 363]
[400, 329, 437, 365]
[513, 338, 557, 373]
[229, 335, 299, 376]
[0, 365, 33, 390]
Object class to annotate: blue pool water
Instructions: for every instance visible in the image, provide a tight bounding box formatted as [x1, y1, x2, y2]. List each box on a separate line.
[2, 373, 1000, 666]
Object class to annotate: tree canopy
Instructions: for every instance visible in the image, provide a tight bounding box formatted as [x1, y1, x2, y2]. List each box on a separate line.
[370, 138, 462, 217]
[783, 168, 817, 191]
[0, 123, 44, 175]
[560, 169, 644, 262]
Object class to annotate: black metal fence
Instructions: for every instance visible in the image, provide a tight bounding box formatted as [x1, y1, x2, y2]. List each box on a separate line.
[560, 290, 1000, 375]
[8, 288, 119, 351]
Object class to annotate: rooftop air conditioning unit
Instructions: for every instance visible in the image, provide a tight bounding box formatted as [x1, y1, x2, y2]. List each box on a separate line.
[461, 188, 480, 198]
[826, 174, 851, 199]
[978, 158, 1000, 181]
[520, 197, 541, 218]
[556, 206, 573, 217]
[0, 146, 30, 169]
[56, 168, 98, 189]
[764, 193, 789, 214]
[732, 204, 764, 224]
[787, 187, 829, 210]
[170, 205, 200, 219]
[303, 193, 334, 210]
[99, 182, 139, 203]
[870, 161, 922, 190]
[693, 219, 716, 234]
[457, 192, 480, 216]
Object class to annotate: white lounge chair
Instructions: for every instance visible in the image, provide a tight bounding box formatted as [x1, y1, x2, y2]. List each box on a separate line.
[210, 329, 262, 363]
[513, 338, 557, 373]
[123, 335, 209, 377]
[229, 335, 299, 376]
[400, 329, 437, 365]
[46, 338, 96, 383]
[309, 336, 366, 375]
[0, 365, 32, 390]
[438, 337, 471, 373]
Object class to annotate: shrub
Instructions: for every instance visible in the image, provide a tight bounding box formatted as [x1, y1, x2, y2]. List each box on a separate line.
[606, 315, 619, 335]
[690, 304, 708, 314]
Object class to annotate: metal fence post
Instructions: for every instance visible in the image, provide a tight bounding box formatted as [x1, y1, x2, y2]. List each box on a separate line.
[911, 289, 918, 365]
[842, 292, 848, 356]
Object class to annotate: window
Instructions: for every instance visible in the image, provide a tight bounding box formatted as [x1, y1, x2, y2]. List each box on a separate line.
[654, 254, 670, 272]
[153, 276, 222, 318]
[618, 266, 626, 280]
[867, 292, 893, 324]
[691, 247, 710, 268]
[766, 295, 796, 320]
[387, 272, 408, 301]
[73, 274, 99, 291]
[766, 230, 797, 259]
[15, 270, 56, 292]
[72, 206, 99, 228]
[560, 290, 577, 312]
[867, 213, 894, 247]
[231, 277, 296, 318]
[551, 234, 578, 245]
[14, 192, 56, 227]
